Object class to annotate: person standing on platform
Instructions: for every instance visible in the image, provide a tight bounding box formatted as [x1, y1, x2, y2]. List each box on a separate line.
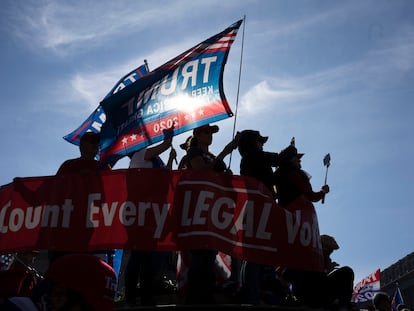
[236, 129, 279, 305]
[274, 141, 330, 308]
[123, 131, 177, 306]
[185, 123, 239, 304]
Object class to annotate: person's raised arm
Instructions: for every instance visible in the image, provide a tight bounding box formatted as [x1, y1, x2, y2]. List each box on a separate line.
[143, 136, 172, 161]
[214, 132, 240, 165]
[166, 147, 177, 169]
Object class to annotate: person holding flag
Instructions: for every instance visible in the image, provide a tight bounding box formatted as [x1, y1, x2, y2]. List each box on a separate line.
[273, 141, 330, 308]
[123, 127, 177, 307]
[184, 124, 239, 305]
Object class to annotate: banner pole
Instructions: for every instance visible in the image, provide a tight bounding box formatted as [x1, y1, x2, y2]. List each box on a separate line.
[228, 15, 246, 169]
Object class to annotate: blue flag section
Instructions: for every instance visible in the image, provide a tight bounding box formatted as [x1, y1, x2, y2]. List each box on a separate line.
[103, 64, 148, 100]
[99, 19, 243, 167]
[63, 106, 106, 146]
[391, 287, 405, 311]
[63, 64, 149, 146]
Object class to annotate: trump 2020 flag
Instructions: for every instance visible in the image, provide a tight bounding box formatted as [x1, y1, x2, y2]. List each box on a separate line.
[63, 64, 149, 146]
[352, 269, 381, 304]
[99, 19, 243, 167]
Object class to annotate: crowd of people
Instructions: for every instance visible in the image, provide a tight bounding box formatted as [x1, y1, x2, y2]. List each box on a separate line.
[0, 124, 376, 311]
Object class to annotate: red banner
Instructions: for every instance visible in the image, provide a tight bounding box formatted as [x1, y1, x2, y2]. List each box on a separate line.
[0, 169, 323, 271]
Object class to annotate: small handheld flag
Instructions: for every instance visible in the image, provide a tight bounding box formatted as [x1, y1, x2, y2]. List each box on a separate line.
[391, 286, 405, 311]
[322, 153, 330, 204]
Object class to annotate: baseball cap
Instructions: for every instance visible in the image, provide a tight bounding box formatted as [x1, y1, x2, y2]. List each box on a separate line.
[45, 254, 116, 311]
[239, 130, 268, 143]
[193, 124, 219, 135]
[237, 130, 269, 156]
[321, 234, 339, 251]
[279, 145, 304, 162]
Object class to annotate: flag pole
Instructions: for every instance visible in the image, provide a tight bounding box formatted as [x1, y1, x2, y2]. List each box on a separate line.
[144, 59, 150, 73]
[228, 15, 246, 169]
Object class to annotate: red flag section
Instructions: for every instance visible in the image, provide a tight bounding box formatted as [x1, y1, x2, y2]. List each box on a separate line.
[0, 169, 323, 272]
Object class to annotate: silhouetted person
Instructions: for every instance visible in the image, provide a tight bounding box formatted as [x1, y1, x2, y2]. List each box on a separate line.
[185, 124, 238, 304]
[237, 129, 279, 304]
[124, 133, 176, 306]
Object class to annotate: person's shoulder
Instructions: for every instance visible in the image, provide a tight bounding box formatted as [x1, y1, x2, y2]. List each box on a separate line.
[56, 157, 80, 169]
[2, 297, 39, 311]
[57, 158, 76, 169]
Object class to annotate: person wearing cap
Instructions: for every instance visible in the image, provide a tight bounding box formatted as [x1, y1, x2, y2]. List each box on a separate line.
[320, 234, 355, 309]
[1, 253, 117, 311]
[123, 128, 177, 306]
[49, 131, 113, 265]
[273, 143, 329, 207]
[321, 234, 340, 274]
[273, 142, 330, 308]
[237, 129, 279, 199]
[186, 124, 238, 173]
[236, 129, 280, 305]
[281, 233, 354, 309]
[184, 123, 239, 304]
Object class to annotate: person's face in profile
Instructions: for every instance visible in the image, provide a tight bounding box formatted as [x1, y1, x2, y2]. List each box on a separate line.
[197, 129, 213, 146]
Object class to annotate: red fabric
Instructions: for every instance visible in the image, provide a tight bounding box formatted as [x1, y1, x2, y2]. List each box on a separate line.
[46, 253, 116, 311]
[0, 269, 27, 297]
[1, 169, 324, 272]
[7, 264, 37, 297]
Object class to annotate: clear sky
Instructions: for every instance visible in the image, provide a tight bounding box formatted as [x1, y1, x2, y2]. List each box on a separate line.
[1, 0, 413, 286]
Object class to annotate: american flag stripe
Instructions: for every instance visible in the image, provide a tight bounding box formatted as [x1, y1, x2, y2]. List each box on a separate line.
[157, 25, 240, 71]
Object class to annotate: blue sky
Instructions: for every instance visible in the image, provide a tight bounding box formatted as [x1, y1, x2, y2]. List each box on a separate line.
[1, 0, 413, 285]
